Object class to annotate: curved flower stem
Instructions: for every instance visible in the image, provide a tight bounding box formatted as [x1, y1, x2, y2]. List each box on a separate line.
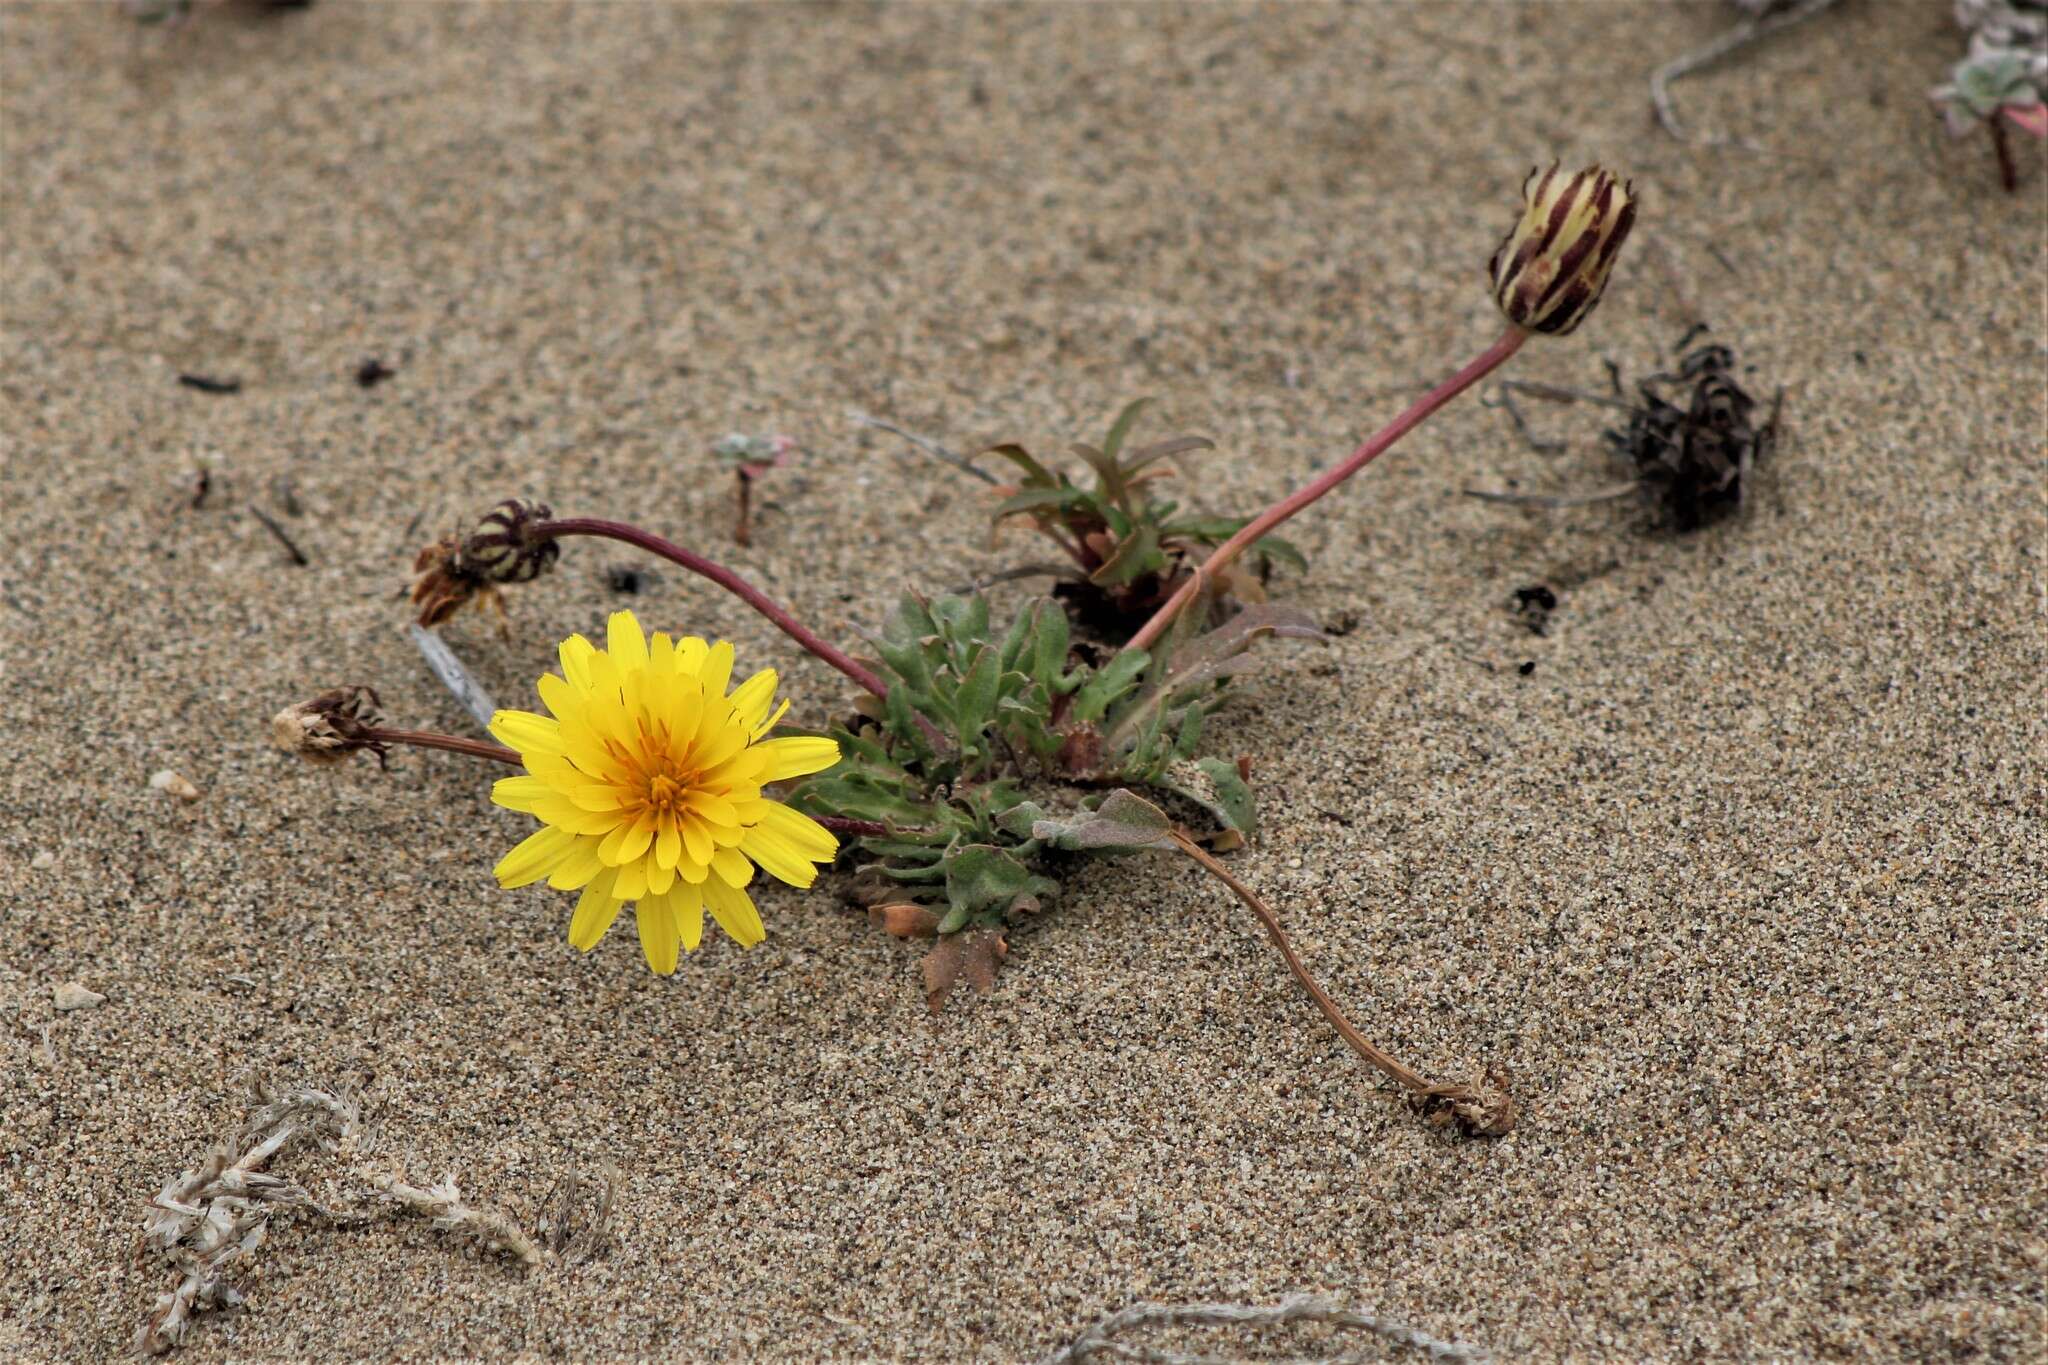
[1125, 326, 1529, 654]
[1167, 829, 1516, 1135]
[365, 727, 520, 766]
[534, 518, 891, 700]
[1168, 831, 1431, 1091]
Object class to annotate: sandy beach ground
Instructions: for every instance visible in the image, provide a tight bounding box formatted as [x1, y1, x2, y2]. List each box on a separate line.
[2, 2, 2042, 1360]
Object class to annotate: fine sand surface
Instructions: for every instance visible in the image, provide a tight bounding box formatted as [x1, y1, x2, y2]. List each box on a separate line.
[2, 2, 2042, 1360]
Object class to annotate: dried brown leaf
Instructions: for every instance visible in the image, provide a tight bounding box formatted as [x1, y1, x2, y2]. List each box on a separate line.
[919, 927, 1008, 1014]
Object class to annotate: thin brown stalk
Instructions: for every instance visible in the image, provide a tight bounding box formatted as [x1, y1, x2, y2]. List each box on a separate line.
[1167, 831, 1515, 1135]
[364, 727, 520, 766]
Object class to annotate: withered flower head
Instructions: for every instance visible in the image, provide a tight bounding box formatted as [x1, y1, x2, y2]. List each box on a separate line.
[271, 685, 389, 765]
[408, 498, 559, 628]
[1488, 163, 1637, 337]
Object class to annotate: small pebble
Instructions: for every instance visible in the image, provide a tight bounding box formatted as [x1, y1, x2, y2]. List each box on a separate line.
[149, 769, 201, 801]
[30, 850, 55, 870]
[53, 982, 105, 1012]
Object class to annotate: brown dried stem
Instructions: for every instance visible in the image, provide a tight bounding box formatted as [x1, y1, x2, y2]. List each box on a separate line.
[1167, 830, 1515, 1135]
[362, 726, 520, 766]
[534, 517, 888, 700]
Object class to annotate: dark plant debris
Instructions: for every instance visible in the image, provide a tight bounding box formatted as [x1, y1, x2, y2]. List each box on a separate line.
[248, 504, 309, 566]
[1468, 332, 1781, 532]
[355, 358, 396, 389]
[1512, 584, 1556, 635]
[1610, 342, 1781, 530]
[604, 565, 656, 595]
[178, 373, 241, 395]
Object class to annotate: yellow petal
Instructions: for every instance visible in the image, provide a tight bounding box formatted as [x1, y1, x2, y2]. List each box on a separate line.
[567, 868, 622, 950]
[646, 855, 677, 896]
[752, 696, 791, 740]
[739, 827, 819, 889]
[655, 823, 682, 870]
[537, 672, 582, 722]
[725, 668, 778, 730]
[636, 895, 681, 975]
[758, 802, 841, 860]
[674, 881, 705, 952]
[558, 634, 597, 692]
[489, 709, 564, 755]
[607, 610, 649, 675]
[612, 857, 650, 902]
[710, 845, 754, 889]
[674, 636, 709, 676]
[703, 877, 765, 948]
[546, 835, 606, 890]
[700, 640, 735, 697]
[494, 825, 577, 889]
[490, 776, 553, 814]
[679, 814, 714, 868]
[753, 735, 841, 782]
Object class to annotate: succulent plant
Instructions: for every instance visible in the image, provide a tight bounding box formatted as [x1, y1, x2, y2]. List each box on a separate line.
[980, 401, 1304, 640]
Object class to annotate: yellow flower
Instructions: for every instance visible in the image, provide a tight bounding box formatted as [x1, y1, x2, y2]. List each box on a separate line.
[488, 610, 841, 973]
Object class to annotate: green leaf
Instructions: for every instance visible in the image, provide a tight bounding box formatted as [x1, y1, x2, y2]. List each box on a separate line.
[1172, 703, 1205, 760]
[1156, 756, 1257, 836]
[1251, 534, 1309, 574]
[991, 486, 1082, 520]
[954, 643, 1000, 739]
[1087, 523, 1164, 588]
[1031, 602, 1071, 685]
[1100, 397, 1151, 463]
[1118, 434, 1211, 478]
[1031, 789, 1176, 852]
[944, 844, 1059, 917]
[979, 441, 1058, 486]
[1072, 648, 1151, 723]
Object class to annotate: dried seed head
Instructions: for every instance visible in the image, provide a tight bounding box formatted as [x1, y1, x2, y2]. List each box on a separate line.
[1488, 163, 1637, 337]
[458, 498, 559, 585]
[271, 686, 389, 765]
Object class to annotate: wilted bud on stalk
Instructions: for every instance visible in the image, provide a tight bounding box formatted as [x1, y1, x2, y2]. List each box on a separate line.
[459, 498, 559, 585]
[272, 686, 389, 765]
[409, 498, 559, 628]
[1488, 163, 1636, 337]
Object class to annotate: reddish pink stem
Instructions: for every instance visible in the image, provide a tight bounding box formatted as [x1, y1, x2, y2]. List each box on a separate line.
[536, 518, 890, 700]
[1125, 326, 1529, 653]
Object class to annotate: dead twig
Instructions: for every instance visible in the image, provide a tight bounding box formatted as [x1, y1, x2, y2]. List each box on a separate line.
[847, 408, 999, 485]
[1168, 831, 1515, 1136]
[247, 504, 308, 566]
[1652, 0, 1848, 141]
[1042, 1292, 1492, 1365]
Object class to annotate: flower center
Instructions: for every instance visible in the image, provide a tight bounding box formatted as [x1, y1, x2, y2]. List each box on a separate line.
[646, 771, 690, 815]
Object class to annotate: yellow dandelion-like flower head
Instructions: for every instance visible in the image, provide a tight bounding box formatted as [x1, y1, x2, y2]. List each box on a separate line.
[488, 610, 841, 974]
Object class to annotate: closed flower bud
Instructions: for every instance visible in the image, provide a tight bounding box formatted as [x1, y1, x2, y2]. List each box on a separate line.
[458, 498, 559, 585]
[272, 686, 389, 765]
[1488, 163, 1636, 337]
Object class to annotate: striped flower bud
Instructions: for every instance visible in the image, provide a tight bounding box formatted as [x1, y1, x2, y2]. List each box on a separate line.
[1488, 163, 1636, 337]
[458, 498, 559, 585]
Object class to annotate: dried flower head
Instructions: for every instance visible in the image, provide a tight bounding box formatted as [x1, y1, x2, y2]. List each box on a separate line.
[271, 686, 389, 765]
[1488, 163, 1637, 336]
[489, 610, 843, 973]
[409, 499, 560, 628]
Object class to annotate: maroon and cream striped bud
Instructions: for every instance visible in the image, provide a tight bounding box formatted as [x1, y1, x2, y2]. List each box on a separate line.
[458, 498, 559, 585]
[1488, 163, 1636, 337]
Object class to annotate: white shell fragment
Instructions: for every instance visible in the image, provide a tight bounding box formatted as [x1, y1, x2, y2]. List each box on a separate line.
[54, 982, 106, 1011]
[149, 769, 202, 801]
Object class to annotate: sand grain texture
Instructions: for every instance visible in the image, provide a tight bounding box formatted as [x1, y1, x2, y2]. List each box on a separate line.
[2, 2, 2042, 1360]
